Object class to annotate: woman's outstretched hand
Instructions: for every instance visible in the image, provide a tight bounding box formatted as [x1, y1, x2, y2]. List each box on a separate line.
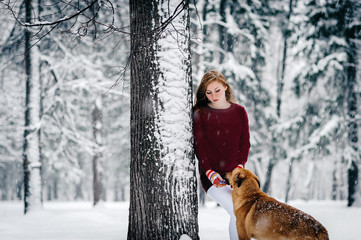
[206, 170, 227, 187]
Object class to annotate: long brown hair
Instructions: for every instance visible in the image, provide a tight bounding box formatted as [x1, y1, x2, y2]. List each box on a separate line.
[194, 70, 236, 111]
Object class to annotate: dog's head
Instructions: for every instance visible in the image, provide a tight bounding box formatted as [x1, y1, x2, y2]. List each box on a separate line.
[226, 168, 260, 189]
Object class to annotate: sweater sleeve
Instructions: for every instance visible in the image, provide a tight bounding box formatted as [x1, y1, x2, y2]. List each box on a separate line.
[238, 107, 250, 166]
[193, 110, 211, 172]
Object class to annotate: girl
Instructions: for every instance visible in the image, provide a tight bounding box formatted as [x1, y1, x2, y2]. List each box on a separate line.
[193, 70, 250, 239]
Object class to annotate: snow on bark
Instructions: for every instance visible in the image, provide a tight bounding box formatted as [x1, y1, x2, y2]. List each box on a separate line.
[128, 1, 198, 238]
[93, 96, 103, 146]
[23, 45, 43, 213]
[179, 234, 192, 240]
[154, 3, 194, 179]
[153, 0, 195, 205]
[92, 95, 104, 205]
[152, 0, 198, 238]
[23, 0, 43, 214]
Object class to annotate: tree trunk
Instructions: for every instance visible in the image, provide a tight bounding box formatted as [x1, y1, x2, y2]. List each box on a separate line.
[120, 186, 125, 202]
[345, 0, 360, 207]
[75, 183, 84, 200]
[262, 157, 275, 194]
[263, 135, 278, 194]
[92, 96, 104, 205]
[332, 160, 338, 200]
[53, 177, 58, 200]
[348, 161, 359, 206]
[218, 0, 227, 63]
[218, 0, 234, 64]
[47, 185, 52, 201]
[127, 0, 198, 239]
[285, 160, 294, 203]
[1, 169, 8, 200]
[265, 0, 294, 195]
[276, 0, 293, 117]
[202, 0, 209, 37]
[23, 0, 42, 214]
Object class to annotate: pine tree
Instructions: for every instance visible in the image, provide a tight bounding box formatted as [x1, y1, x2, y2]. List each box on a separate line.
[0, 5, 25, 201]
[283, 0, 361, 202]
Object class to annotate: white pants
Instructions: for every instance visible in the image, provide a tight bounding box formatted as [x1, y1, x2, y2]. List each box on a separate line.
[207, 185, 238, 240]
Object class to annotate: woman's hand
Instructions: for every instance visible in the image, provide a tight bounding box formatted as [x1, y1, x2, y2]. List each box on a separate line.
[206, 170, 227, 187]
[236, 164, 244, 169]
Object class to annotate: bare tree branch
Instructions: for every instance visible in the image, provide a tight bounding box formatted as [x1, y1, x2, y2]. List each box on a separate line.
[2, 0, 100, 27]
[155, 0, 189, 36]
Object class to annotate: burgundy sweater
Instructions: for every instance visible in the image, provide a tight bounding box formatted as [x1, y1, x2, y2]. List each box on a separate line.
[193, 103, 250, 192]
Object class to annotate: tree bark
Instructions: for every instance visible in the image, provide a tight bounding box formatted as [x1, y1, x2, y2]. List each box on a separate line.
[284, 159, 295, 203]
[345, 0, 359, 206]
[264, 0, 294, 195]
[218, 0, 227, 63]
[127, 0, 198, 239]
[347, 161, 358, 206]
[23, 0, 42, 214]
[262, 156, 275, 194]
[218, 0, 234, 64]
[276, 0, 293, 117]
[92, 96, 104, 205]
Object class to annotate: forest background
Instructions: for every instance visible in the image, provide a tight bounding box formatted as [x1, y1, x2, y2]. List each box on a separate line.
[1, 0, 361, 211]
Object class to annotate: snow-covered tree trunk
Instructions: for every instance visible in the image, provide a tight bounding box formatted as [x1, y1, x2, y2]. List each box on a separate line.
[345, 0, 360, 207]
[276, 0, 293, 118]
[218, 0, 235, 64]
[268, 0, 294, 198]
[128, 0, 199, 239]
[89, 1, 105, 205]
[23, 0, 42, 214]
[92, 96, 104, 205]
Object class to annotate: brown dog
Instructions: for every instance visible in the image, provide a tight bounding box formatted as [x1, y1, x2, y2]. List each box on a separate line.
[226, 168, 329, 240]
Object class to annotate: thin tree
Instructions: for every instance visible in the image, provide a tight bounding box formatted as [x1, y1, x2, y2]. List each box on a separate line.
[127, 0, 198, 239]
[344, 0, 360, 207]
[276, 0, 294, 200]
[89, 1, 105, 206]
[23, 0, 42, 214]
[92, 96, 104, 205]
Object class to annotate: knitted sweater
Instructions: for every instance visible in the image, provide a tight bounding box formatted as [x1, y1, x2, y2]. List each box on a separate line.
[193, 103, 250, 192]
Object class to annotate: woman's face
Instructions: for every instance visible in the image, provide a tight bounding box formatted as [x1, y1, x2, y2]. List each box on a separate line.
[205, 81, 228, 105]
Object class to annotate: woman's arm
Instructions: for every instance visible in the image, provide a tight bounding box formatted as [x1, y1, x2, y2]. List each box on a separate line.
[238, 107, 251, 166]
[193, 110, 212, 171]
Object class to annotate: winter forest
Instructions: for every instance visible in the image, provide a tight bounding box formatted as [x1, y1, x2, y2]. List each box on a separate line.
[0, 0, 361, 239]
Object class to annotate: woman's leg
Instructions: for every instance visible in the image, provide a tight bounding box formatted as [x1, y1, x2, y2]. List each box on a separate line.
[207, 185, 238, 240]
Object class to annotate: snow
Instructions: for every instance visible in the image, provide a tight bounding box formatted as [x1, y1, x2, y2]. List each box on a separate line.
[154, 0, 194, 181]
[179, 234, 192, 240]
[1, 200, 360, 240]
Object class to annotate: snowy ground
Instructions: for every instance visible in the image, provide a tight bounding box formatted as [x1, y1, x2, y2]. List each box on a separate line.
[0, 200, 360, 240]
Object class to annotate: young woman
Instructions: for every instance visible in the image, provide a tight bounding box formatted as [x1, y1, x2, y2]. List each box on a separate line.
[193, 70, 250, 239]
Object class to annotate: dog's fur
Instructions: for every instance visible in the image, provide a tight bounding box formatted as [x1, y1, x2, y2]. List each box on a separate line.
[226, 168, 329, 240]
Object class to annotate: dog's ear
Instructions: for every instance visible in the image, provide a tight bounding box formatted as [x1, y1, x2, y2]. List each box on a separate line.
[255, 177, 261, 189]
[234, 173, 243, 188]
[234, 171, 246, 188]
